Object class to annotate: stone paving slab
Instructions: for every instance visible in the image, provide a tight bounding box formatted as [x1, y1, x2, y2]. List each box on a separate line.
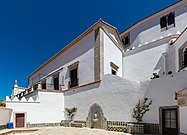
[29, 127, 131, 135]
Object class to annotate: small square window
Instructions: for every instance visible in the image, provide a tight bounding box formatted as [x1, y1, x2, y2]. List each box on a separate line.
[112, 69, 117, 75]
[110, 62, 119, 76]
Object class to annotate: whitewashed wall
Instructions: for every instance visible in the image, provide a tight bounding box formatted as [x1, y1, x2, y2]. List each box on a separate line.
[123, 41, 168, 81]
[29, 31, 95, 89]
[143, 70, 187, 123]
[0, 108, 12, 126]
[180, 106, 187, 134]
[168, 28, 187, 72]
[122, 1, 187, 48]
[103, 30, 123, 77]
[6, 91, 64, 125]
[64, 74, 147, 122]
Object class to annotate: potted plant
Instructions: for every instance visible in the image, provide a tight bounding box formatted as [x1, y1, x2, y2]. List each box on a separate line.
[127, 98, 152, 134]
[65, 107, 78, 127]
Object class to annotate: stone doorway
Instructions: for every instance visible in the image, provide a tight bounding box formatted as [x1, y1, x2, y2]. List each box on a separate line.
[86, 103, 107, 129]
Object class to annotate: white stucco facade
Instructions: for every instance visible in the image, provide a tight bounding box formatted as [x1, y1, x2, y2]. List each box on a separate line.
[6, 91, 64, 126]
[29, 31, 95, 89]
[103, 31, 123, 77]
[5, 1, 187, 134]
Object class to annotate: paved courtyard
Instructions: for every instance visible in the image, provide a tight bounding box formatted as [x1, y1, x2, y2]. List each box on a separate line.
[0, 127, 160, 135]
[29, 127, 131, 135]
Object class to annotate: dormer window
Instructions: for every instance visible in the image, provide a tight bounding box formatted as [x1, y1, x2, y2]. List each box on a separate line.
[122, 34, 130, 46]
[160, 12, 175, 30]
[168, 12, 175, 26]
[160, 16, 167, 29]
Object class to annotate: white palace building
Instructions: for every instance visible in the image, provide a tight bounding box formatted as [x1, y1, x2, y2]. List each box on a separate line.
[5, 0, 187, 134]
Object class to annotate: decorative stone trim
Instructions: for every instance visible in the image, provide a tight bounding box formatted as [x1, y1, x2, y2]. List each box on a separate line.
[61, 120, 159, 134]
[27, 123, 60, 128]
[68, 61, 79, 70]
[94, 27, 104, 82]
[127, 123, 144, 134]
[107, 121, 127, 132]
[86, 103, 107, 129]
[178, 89, 187, 106]
[60, 120, 86, 128]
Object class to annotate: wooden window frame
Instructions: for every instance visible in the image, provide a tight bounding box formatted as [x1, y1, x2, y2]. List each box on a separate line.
[160, 12, 175, 31]
[68, 61, 79, 88]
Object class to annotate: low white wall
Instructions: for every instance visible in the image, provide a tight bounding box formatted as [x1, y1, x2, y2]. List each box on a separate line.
[0, 108, 12, 126]
[180, 106, 187, 134]
[6, 91, 64, 125]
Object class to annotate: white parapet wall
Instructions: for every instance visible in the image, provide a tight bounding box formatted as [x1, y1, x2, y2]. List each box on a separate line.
[0, 107, 12, 126]
[6, 91, 64, 126]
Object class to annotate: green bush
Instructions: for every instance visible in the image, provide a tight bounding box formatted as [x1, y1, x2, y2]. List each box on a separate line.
[132, 98, 152, 123]
[0, 102, 5, 107]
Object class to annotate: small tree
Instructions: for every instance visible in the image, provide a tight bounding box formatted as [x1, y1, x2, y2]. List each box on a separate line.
[65, 107, 78, 122]
[132, 98, 152, 123]
[0, 102, 5, 107]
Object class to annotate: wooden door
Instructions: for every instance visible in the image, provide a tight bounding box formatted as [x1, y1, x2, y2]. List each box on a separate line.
[16, 114, 25, 128]
[162, 108, 178, 135]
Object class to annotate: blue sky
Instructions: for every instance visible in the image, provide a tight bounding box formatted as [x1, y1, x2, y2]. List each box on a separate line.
[0, 0, 178, 99]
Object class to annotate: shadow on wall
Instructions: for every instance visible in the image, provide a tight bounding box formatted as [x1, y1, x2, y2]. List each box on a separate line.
[153, 54, 166, 78]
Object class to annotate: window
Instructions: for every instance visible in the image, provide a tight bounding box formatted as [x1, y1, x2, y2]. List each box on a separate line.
[110, 62, 119, 76]
[111, 69, 117, 75]
[70, 68, 78, 88]
[42, 81, 46, 89]
[160, 12, 175, 30]
[122, 33, 130, 46]
[33, 84, 38, 90]
[168, 12, 175, 26]
[53, 75, 59, 90]
[68, 61, 79, 88]
[179, 43, 187, 70]
[160, 16, 167, 29]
